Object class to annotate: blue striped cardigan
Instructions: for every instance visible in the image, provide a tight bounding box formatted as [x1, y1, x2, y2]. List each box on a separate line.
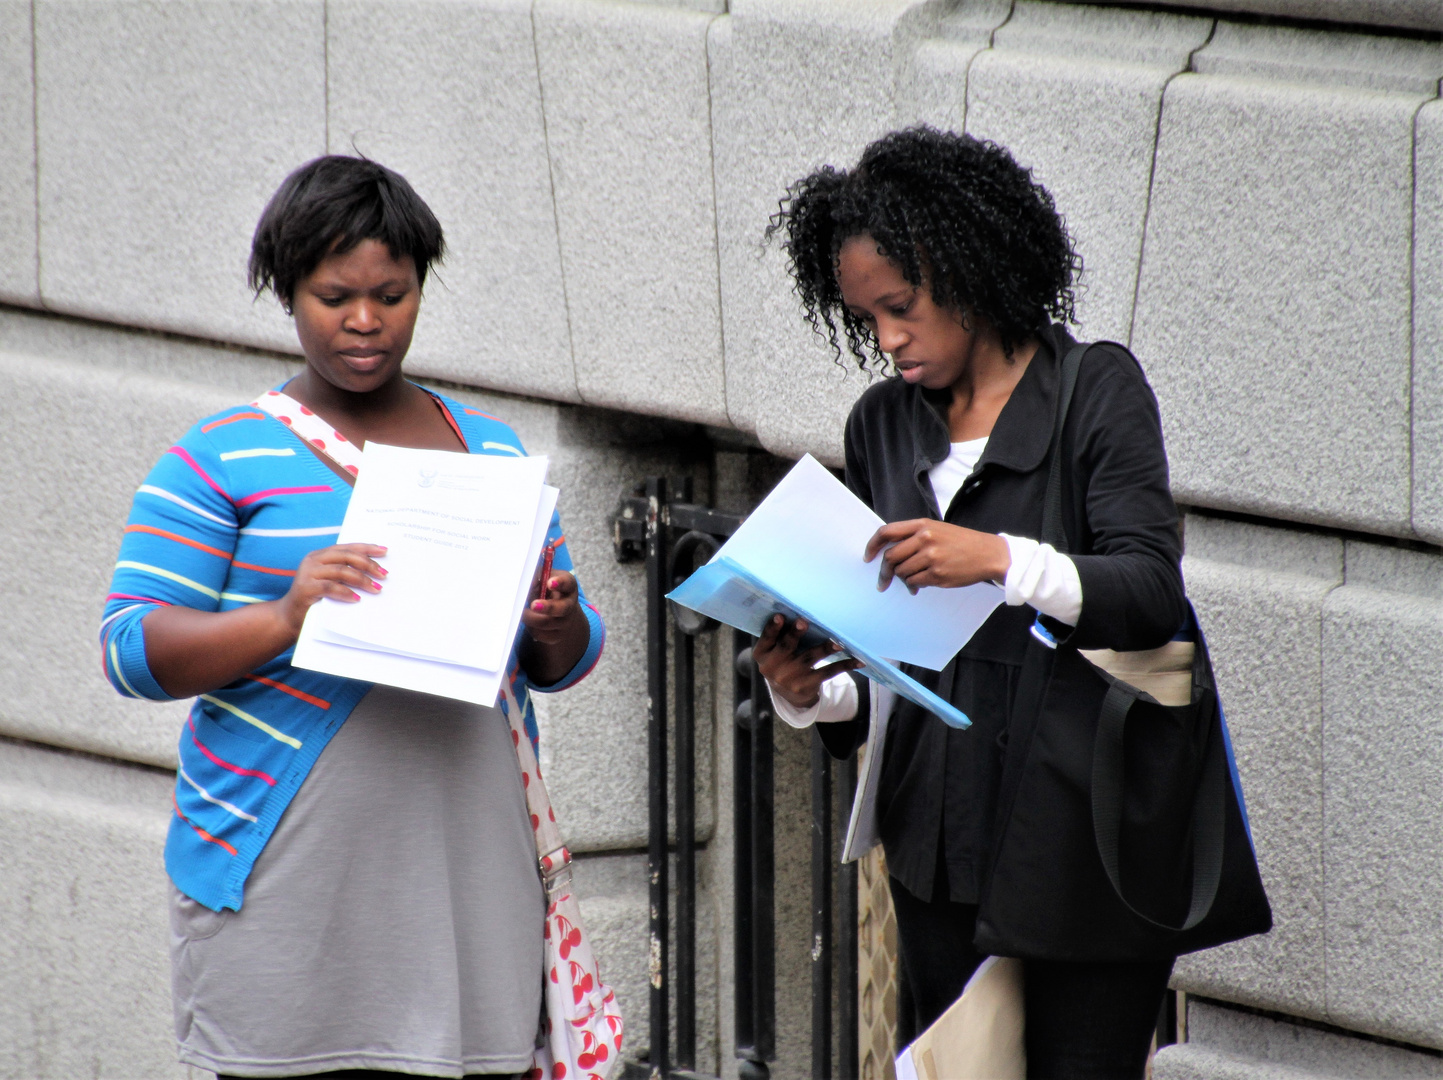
[100, 386, 604, 913]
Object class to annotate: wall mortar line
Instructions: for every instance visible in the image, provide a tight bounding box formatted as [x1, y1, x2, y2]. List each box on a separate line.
[1126, 19, 1216, 350]
[704, 14, 735, 431]
[1316, 571, 1343, 1029]
[323, 0, 330, 151]
[530, 0, 582, 406]
[1407, 85, 1440, 538]
[29, 0, 43, 308]
[961, 0, 1015, 133]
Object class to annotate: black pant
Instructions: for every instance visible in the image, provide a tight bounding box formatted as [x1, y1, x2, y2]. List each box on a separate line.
[889, 878, 1174, 1080]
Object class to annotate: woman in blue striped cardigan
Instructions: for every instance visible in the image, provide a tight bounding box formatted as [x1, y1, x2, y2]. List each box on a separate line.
[101, 156, 604, 1079]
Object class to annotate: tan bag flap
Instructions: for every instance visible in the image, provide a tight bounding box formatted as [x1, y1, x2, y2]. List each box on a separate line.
[903, 956, 1025, 1080]
[1078, 640, 1195, 708]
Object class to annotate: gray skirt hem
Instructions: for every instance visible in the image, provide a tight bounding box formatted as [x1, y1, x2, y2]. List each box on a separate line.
[177, 1043, 537, 1078]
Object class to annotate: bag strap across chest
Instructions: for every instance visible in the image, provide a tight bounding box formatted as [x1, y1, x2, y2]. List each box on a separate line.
[1039, 342, 1093, 553]
[1036, 341, 1226, 933]
[252, 389, 366, 477]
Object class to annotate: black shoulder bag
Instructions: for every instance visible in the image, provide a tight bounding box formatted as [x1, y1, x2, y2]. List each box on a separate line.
[973, 342, 1273, 962]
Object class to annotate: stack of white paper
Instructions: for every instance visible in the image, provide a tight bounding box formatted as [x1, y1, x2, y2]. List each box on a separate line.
[292, 443, 557, 706]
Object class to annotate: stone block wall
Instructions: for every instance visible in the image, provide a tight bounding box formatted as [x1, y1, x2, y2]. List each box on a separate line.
[0, 740, 205, 1079]
[3, 0, 1443, 1076]
[326, 0, 580, 402]
[1174, 518, 1339, 1024]
[1133, 22, 1437, 536]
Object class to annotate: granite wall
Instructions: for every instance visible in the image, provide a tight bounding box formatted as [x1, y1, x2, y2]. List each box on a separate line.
[2, 0, 1441, 1076]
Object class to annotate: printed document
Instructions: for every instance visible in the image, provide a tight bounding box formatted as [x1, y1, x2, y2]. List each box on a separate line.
[292, 443, 555, 705]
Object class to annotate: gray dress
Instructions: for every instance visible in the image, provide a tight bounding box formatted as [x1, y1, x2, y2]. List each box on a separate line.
[169, 685, 545, 1078]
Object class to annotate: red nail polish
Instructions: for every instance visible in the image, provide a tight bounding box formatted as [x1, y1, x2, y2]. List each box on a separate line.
[531, 600, 546, 612]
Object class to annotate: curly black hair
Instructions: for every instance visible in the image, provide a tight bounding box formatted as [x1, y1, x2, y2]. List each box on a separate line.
[249, 155, 445, 312]
[766, 126, 1080, 371]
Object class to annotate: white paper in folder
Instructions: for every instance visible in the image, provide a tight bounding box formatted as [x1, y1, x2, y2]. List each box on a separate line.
[714, 455, 1001, 671]
[292, 443, 556, 706]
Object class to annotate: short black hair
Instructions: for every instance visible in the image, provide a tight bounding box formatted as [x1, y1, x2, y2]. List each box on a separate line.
[766, 126, 1080, 370]
[249, 155, 445, 311]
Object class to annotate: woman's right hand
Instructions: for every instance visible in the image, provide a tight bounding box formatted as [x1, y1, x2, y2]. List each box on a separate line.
[274, 543, 389, 637]
[142, 542, 388, 699]
[753, 614, 861, 710]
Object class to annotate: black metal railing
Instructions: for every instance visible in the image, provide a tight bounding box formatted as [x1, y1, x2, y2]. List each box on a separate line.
[613, 479, 860, 1080]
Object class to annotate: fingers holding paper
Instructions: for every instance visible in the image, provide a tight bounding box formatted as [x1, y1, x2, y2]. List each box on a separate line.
[754, 614, 861, 711]
[864, 520, 1011, 594]
[278, 543, 389, 633]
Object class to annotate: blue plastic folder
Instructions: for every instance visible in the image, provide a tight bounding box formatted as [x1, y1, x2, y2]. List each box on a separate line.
[669, 456, 1004, 728]
[669, 556, 972, 728]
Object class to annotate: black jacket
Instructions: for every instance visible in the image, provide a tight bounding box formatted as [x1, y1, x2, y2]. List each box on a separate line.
[820, 325, 1188, 905]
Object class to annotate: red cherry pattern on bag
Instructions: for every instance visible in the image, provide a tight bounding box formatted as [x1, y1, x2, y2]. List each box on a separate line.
[556, 913, 577, 958]
[252, 391, 367, 475]
[492, 679, 621, 1080]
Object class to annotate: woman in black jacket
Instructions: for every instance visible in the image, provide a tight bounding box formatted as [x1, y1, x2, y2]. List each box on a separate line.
[756, 127, 1188, 1079]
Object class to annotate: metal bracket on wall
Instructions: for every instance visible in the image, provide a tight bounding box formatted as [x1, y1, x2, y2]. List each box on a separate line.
[612, 488, 746, 565]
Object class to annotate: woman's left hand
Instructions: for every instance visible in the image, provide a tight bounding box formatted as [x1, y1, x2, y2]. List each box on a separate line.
[519, 569, 590, 686]
[522, 570, 583, 644]
[864, 520, 1011, 593]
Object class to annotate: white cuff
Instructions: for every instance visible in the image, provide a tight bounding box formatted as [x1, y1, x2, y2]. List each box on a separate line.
[1000, 533, 1083, 626]
[768, 671, 860, 729]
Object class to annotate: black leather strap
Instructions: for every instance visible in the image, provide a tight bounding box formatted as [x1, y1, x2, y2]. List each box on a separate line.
[1040, 343, 1090, 553]
[1043, 340, 1227, 932]
[1090, 683, 1227, 931]
[986, 342, 1089, 862]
